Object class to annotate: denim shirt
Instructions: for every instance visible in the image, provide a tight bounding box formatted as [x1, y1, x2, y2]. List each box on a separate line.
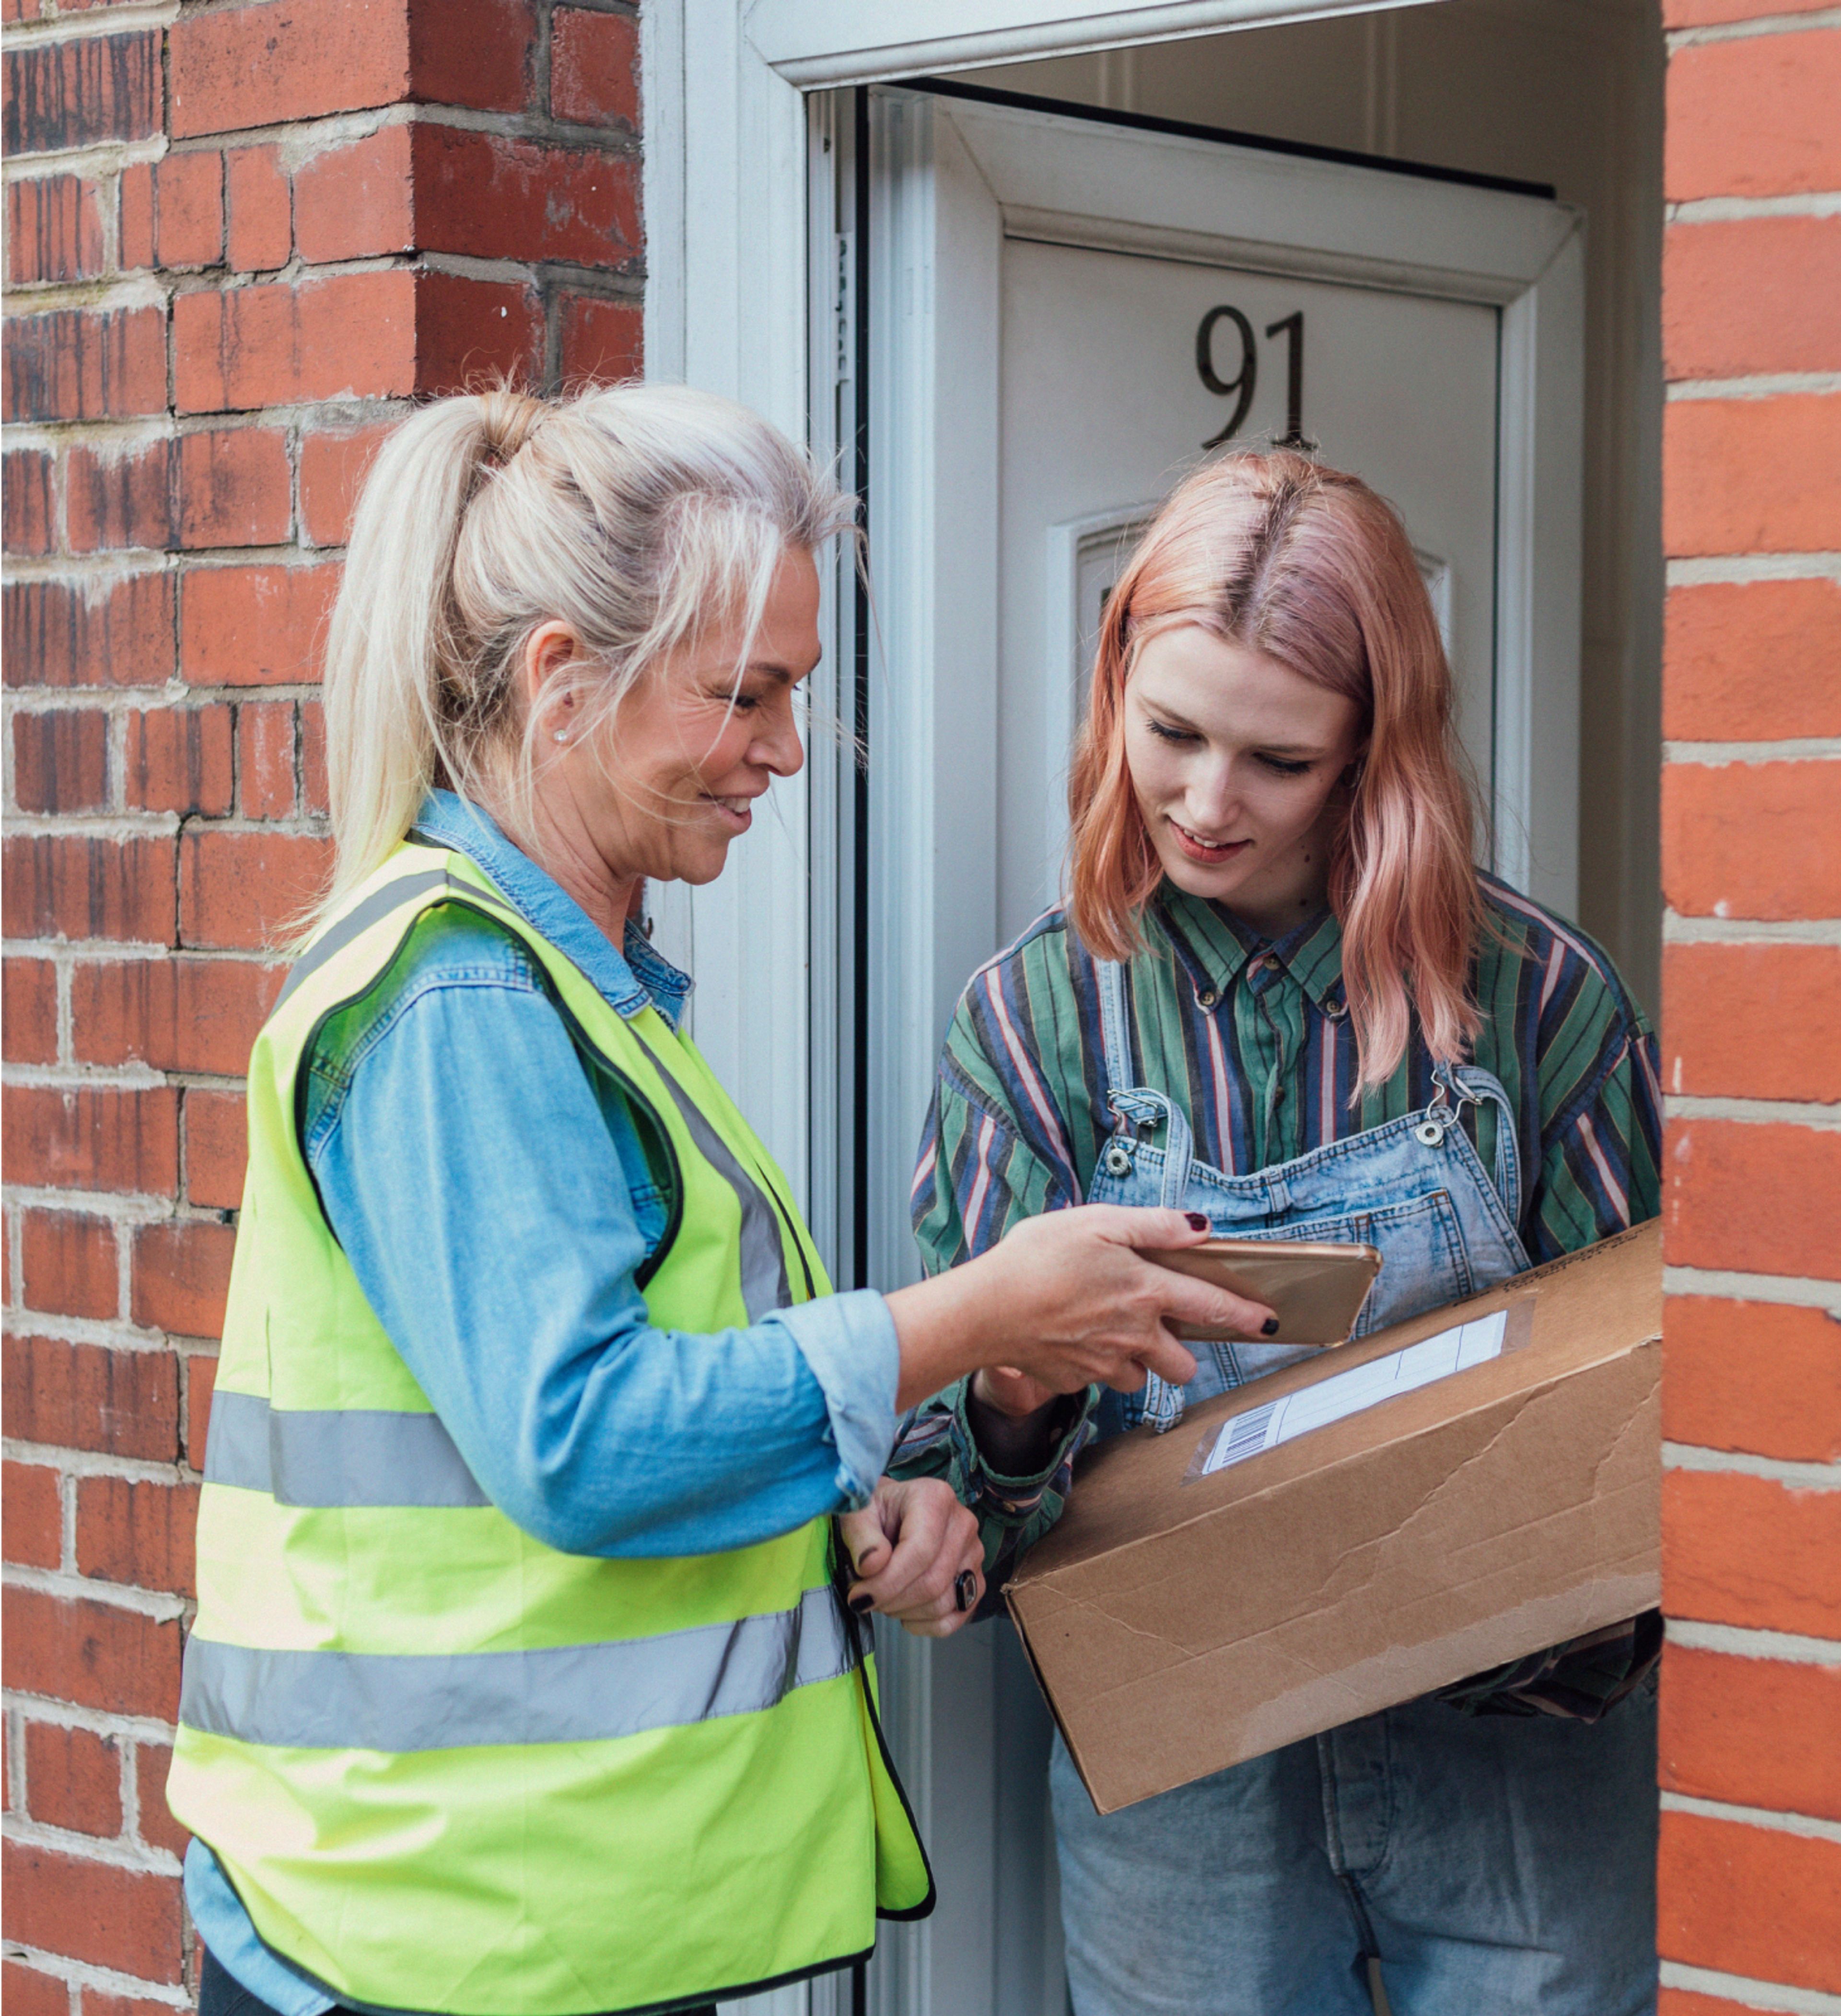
[186, 791, 900, 2014]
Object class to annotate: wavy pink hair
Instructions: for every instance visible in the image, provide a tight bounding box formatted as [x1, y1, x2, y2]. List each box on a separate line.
[1067, 450, 1483, 1092]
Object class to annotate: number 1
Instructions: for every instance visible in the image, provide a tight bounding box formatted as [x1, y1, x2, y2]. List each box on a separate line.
[1265, 312, 1305, 448]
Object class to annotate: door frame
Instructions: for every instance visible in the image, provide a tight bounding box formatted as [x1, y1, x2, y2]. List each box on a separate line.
[643, 18, 1585, 2016]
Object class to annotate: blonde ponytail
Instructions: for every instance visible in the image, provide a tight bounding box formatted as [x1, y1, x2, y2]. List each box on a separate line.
[314, 383, 852, 936]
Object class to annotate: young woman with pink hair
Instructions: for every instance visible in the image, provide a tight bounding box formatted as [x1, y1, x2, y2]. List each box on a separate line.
[899, 450, 1664, 2016]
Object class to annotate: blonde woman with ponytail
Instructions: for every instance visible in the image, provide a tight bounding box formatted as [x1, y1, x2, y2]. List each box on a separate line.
[901, 451, 1666, 2016]
[167, 385, 1270, 2016]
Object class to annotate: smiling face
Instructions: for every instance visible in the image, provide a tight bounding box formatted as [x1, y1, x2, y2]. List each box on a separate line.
[1123, 623, 1364, 938]
[546, 547, 822, 899]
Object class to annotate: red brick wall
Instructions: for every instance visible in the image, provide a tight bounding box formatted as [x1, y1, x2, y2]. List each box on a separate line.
[1657, 3, 1841, 2012]
[1, 2, 641, 2004]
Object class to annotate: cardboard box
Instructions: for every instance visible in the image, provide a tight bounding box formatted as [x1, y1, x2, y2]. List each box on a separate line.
[1006, 1220, 1662, 1814]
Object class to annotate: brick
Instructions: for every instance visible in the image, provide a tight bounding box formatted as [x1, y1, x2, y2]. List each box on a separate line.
[2, 449, 55, 555]
[1, 1584, 181, 1718]
[1, 1961, 67, 2016]
[119, 160, 153, 270]
[1664, 1467, 1841, 1639]
[1665, 217, 1841, 382]
[2, 834, 175, 944]
[551, 8, 639, 127]
[2, 956, 58, 1063]
[410, 0, 536, 113]
[71, 954, 283, 1075]
[1, 1086, 179, 1197]
[1, 1334, 180, 1462]
[1664, 394, 1841, 557]
[1697, 1372, 1817, 1552]
[225, 145, 292, 273]
[239, 699, 297, 818]
[412, 125, 638, 267]
[12, 708, 110, 815]
[186, 1349, 216, 1471]
[170, 0, 410, 137]
[301, 698, 328, 814]
[176, 428, 293, 549]
[1664, 0, 1834, 22]
[3, 1462, 62, 1569]
[19, 1209, 119, 1321]
[292, 124, 412, 263]
[184, 1089, 248, 1212]
[557, 293, 641, 389]
[299, 423, 393, 547]
[1664, 944, 1841, 1104]
[154, 150, 223, 269]
[4, 574, 176, 691]
[1665, 1119, 1841, 1281]
[0, 1839, 183, 1985]
[84, 1996, 181, 2016]
[133, 1742, 188, 1859]
[1663, 578, 1841, 742]
[7, 173, 105, 285]
[180, 828, 331, 950]
[1666, 31, 1841, 204]
[66, 441, 167, 553]
[1663, 761, 1841, 921]
[1658, 1810, 1841, 1994]
[181, 561, 338, 684]
[1660, 1644, 1841, 1820]
[176, 270, 418, 413]
[122, 702, 235, 818]
[3, 306, 166, 424]
[76, 1474, 198, 1597]
[69, 431, 293, 554]
[2, 32, 161, 154]
[415, 271, 544, 396]
[130, 1217, 235, 1338]
[24, 1721, 122, 1839]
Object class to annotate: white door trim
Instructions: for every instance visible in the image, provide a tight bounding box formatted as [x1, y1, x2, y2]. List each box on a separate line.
[746, 0, 1445, 86]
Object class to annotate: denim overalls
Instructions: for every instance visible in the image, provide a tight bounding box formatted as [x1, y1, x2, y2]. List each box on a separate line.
[1048, 959, 1659, 2016]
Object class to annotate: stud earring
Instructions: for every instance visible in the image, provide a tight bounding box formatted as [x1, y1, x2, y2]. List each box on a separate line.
[552, 729, 570, 745]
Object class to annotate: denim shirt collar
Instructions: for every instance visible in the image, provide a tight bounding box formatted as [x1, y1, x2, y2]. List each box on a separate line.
[411, 790, 692, 1030]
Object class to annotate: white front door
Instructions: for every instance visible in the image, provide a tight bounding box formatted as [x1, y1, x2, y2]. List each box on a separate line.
[800, 79, 1586, 2016]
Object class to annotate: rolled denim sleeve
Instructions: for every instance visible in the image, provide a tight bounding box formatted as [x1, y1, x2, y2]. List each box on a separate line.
[307, 923, 897, 1558]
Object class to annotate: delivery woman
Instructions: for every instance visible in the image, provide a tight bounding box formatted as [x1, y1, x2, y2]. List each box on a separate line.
[165, 384, 1268, 2016]
[901, 450, 1665, 2016]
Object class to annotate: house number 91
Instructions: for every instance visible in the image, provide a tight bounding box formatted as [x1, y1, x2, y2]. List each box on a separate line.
[1196, 306, 1307, 451]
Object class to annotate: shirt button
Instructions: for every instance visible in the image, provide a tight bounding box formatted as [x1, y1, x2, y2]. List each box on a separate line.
[1323, 996, 1347, 1020]
[1197, 989, 1219, 1010]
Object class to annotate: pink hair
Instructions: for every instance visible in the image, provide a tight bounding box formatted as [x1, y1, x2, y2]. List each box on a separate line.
[1067, 450, 1483, 1093]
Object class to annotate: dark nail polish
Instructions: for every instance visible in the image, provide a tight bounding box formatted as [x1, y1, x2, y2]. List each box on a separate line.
[1185, 1212, 1210, 1232]
[1261, 1316, 1281, 1337]
[849, 1592, 875, 1614]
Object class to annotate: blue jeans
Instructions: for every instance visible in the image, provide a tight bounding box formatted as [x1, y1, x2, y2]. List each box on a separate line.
[1050, 1677, 1659, 2016]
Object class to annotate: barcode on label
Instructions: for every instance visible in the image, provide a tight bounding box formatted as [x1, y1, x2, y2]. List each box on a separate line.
[1206, 1399, 1279, 1473]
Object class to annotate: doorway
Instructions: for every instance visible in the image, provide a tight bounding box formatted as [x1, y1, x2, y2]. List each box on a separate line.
[802, 50, 1636, 2015]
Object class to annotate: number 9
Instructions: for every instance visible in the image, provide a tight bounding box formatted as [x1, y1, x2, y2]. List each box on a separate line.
[1197, 306, 1258, 450]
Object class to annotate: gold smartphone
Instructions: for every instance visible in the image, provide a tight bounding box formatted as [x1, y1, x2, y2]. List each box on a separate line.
[1148, 1238, 1383, 1347]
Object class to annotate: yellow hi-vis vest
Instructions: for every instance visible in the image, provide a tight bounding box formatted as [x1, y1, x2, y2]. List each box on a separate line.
[166, 841, 933, 2016]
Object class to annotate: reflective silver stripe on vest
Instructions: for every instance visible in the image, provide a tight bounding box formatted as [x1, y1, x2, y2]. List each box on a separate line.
[179, 1585, 852, 1751]
[645, 1068, 792, 1322]
[274, 865, 522, 1013]
[205, 1391, 489, 1508]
